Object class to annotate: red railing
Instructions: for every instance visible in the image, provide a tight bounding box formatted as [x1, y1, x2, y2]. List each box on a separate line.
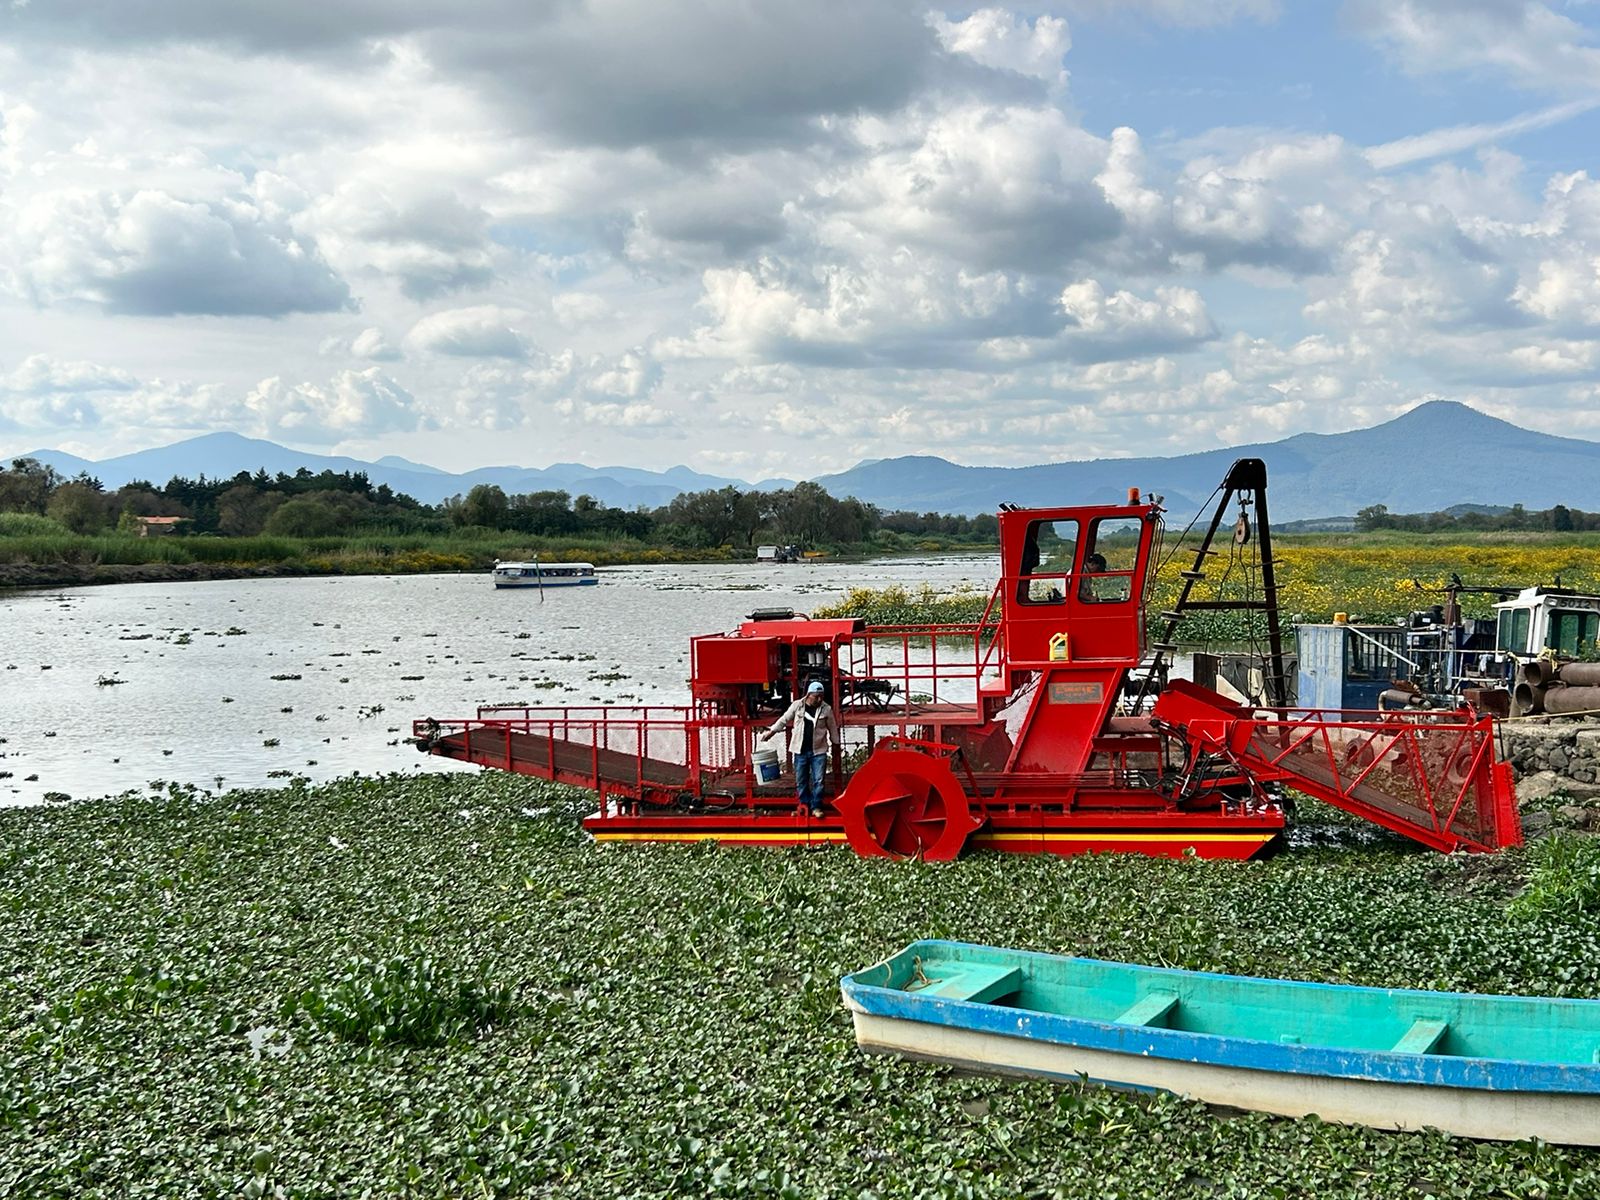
[416, 706, 749, 801]
[1150, 681, 1518, 852]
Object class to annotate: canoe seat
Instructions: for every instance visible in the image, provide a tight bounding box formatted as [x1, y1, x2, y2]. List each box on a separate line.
[920, 965, 1023, 1004]
[1393, 1018, 1449, 1055]
[1115, 991, 1180, 1028]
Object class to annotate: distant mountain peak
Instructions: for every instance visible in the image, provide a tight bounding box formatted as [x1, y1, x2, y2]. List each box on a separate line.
[374, 454, 445, 475]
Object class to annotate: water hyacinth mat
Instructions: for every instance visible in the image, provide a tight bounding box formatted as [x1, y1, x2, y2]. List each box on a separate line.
[3, 774, 1599, 1198]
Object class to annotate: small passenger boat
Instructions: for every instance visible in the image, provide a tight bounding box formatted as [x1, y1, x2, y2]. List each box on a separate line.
[841, 940, 1600, 1144]
[491, 561, 598, 589]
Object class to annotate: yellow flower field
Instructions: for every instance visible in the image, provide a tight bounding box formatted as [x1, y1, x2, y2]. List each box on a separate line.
[1154, 539, 1600, 642]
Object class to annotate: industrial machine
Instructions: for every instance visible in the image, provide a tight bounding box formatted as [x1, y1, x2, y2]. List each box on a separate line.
[415, 461, 1520, 860]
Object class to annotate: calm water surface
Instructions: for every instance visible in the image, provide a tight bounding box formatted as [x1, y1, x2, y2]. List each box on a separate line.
[0, 557, 994, 806]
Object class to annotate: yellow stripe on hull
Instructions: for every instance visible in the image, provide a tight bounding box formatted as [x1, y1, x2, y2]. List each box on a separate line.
[974, 832, 1277, 845]
[591, 831, 849, 843]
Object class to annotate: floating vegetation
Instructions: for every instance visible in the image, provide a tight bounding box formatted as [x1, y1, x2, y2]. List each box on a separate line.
[262, 738, 280, 748]
[2, 774, 1596, 1195]
[291, 950, 517, 1048]
[269, 674, 303, 682]
[94, 675, 127, 687]
[224, 627, 248, 636]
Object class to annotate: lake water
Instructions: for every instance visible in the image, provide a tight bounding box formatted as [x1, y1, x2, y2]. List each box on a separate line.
[0, 556, 998, 807]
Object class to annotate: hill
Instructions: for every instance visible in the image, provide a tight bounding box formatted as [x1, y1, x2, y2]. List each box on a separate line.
[813, 402, 1600, 522]
[17, 432, 760, 510]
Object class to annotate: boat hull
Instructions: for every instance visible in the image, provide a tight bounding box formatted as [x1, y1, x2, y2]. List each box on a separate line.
[492, 577, 598, 589]
[846, 1005, 1600, 1144]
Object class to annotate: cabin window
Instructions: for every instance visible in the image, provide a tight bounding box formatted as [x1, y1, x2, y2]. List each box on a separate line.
[1498, 608, 1532, 655]
[1016, 520, 1077, 605]
[1079, 518, 1137, 604]
[1547, 610, 1600, 656]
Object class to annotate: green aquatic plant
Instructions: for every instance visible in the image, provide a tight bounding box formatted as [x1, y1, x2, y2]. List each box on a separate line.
[1, 774, 1598, 1197]
[292, 950, 517, 1048]
[1512, 834, 1600, 918]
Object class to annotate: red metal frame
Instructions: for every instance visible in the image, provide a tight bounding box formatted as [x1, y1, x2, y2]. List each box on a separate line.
[415, 468, 1521, 861]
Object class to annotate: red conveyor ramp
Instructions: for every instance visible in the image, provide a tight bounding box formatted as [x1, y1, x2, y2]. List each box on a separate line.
[1151, 679, 1521, 853]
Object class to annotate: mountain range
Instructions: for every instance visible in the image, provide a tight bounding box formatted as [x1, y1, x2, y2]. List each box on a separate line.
[813, 402, 1600, 521]
[14, 401, 1600, 523]
[20, 432, 792, 511]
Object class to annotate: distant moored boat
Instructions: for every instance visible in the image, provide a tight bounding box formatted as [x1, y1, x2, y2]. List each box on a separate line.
[491, 561, 598, 589]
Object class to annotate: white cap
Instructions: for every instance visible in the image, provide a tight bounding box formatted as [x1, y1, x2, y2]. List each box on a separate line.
[806, 681, 825, 694]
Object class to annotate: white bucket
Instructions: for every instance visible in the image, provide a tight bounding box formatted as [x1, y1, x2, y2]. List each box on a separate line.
[753, 747, 782, 784]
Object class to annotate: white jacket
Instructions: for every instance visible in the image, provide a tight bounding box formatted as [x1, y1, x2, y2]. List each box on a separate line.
[765, 698, 839, 755]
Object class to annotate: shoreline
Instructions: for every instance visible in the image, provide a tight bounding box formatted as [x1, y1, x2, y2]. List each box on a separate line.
[0, 558, 476, 591]
[0, 545, 995, 592]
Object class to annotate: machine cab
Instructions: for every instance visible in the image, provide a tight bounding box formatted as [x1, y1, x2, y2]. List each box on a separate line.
[997, 500, 1160, 665]
[1495, 587, 1600, 660]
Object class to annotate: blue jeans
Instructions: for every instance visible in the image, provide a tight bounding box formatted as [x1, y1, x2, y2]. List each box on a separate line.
[794, 751, 827, 811]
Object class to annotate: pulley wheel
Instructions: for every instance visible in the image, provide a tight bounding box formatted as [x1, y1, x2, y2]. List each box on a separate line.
[834, 749, 982, 862]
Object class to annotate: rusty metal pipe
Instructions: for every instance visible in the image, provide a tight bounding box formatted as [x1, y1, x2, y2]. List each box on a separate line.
[1555, 662, 1600, 687]
[1523, 660, 1556, 688]
[1543, 685, 1600, 715]
[1379, 688, 1428, 710]
[1514, 682, 1544, 715]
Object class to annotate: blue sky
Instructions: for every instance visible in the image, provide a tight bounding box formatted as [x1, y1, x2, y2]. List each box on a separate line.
[2, 0, 1600, 478]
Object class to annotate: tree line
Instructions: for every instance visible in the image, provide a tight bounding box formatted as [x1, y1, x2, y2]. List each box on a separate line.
[0, 457, 998, 549]
[1355, 502, 1600, 533]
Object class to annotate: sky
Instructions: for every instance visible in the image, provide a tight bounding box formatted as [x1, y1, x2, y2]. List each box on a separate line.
[2, 1, 1600, 480]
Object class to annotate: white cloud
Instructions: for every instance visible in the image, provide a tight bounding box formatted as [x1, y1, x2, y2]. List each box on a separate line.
[1367, 99, 1600, 170]
[350, 327, 402, 361]
[931, 9, 1070, 90]
[244, 369, 429, 444]
[1345, 0, 1600, 96]
[405, 306, 533, 358]
[1057, 280, 1216, 353]
[551, 292, 613, 328]
[2, 187, 351, 316]
[308, 179, 495, 299]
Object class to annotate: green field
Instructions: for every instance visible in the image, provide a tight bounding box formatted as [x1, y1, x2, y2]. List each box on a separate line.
[816, 531, 1600, 645]
[3, 773, 1600, 1198]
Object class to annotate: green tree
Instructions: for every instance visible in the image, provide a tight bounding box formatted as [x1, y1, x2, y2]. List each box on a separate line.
[455, 485, 510, 529]
[1354, 504, 1391, 532]
[45, 480, 112, 533]
[216, 485, 285, 536]
[0, 457, 63, 515]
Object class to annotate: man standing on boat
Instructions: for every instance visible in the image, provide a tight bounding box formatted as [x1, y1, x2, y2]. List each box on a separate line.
[762, 681, 839, 819]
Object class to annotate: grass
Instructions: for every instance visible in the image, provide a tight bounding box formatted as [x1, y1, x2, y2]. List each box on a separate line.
[0, 529, 741, 575]
[2, 772, 1599, 1197]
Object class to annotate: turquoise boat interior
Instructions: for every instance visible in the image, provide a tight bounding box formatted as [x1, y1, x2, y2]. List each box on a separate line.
[847, 941, 1600, 1068]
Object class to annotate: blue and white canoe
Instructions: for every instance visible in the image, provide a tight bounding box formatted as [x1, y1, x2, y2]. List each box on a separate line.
[491, 561, 598, 589]
[841, 940, 1600, 1144]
